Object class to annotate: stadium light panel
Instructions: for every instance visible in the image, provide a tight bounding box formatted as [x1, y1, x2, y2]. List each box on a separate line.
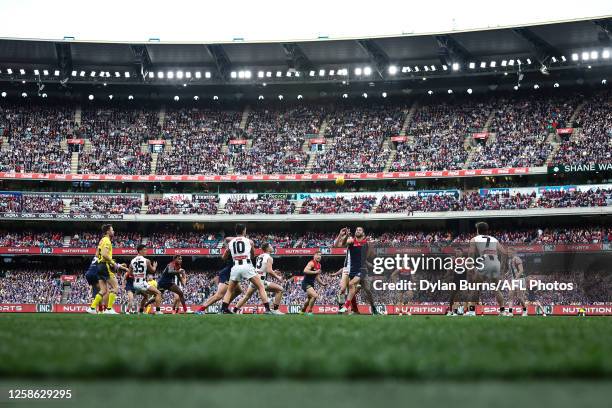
[185, 72, 191, 79]
[194, 96, 199, 101]
[245, 71, 252, 79]
[354, 67, 362, 76]
[258, 95, 264, 100]
[551, 57, 557, 63]
[53, 70, 59, 76]
[452, 62, 460, 71]
[501, 60, 507, 67]
[514, 85, 519, 90]
[19, 69, 25, 75]
[177, 71, 184, 79]
[113, 71, 119, 78]
[0, 92, 5, 97]
[424, 66, 429, 71]
[442, 65, 448, 71]
[297, 95, 303, 99]
[533, 84, 539, 89]
[363, 66, 372, 76]
[508, 59, 515, 66]
[80, 71, 86, 77]
[329, 70, 335, 76]
[295, 71, 300, 77]
[286, 71, 292, 77]
[6, 68, 12, 74]
[430, 65, 436, 71]
[41, 93, 47, 98]
[490, 61, 496, 68]
[238, 71, 245, 79]
[128, 95, 134, 100]
[278, 95, 283, 100]
[309, 70, 315, 77]
[90, 71, 96, 77]
[517, 59, 522, 65]
[342, 93, 348, 98]
[71, 70, 76, 77]
[194, 71, 201, 79]
[571, 53, 579, 61]
[230, 71, 237, 79]
[480, 62, 486, 68]
[319, 69, 325, 76]
[183, 83, 187, 87]
[362, 93, 367, 98]
[388, 65, 398, 75]
[467, 88, 473, 94]
[213, 95, 219, 100]
[108, 95, 113, 100]
[581, 52, 589, 61]
[414, 66, 419, 72]
[427, 90, 433, 95]
[276, 71, 282, 77]
[34, 69, 39, 75]
[469, 62, 475, 69]
[603, 50, 610, 59]
[88, 94, 94, 100]
[124, 72, 130, 78]
[21, 92, 27, 98]
[258, 71, 264, 78]
[21, 80, 25, 84]
[173, 95, 179, 101]
[526, 58, 532, 64]
[603, 79, 607, 85]
[168, 71, 175, 79]
[554, 83, 559, 88]
[561, 55, 567, 61]
[205, 72, 211, 79]
[590, 51, 598, 60]
[382, 92, 387, 98]
[447, 89, 453, 94]
[43, 70, 49, 76]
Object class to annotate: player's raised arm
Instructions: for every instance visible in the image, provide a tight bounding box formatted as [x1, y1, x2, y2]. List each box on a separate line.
[334, 227, 350, 247]
[147, 259, 157, 273]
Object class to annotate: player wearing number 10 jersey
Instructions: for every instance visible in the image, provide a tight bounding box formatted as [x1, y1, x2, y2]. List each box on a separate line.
[129, 244, 163, 314]
[221, 224, 273, 314]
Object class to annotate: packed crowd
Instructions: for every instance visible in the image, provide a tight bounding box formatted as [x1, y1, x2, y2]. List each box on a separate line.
[469, 94, 579, 168]
[299, 196, 377, 214]
[1, 92, 610, 175]
[0, 194, 64, 214]
[311, 104, 405, 173]
[223, 197, 296, 214]
[146, 197, 219, 215]
[0, 226, 609, 250]
[70, 195, 142, 215]
[1, 265, 609, 306]
[76, 107, 158, 175]
[392, 99, 490, 171]
[155, 108, 242, 175]
[232, 105, 325, 174]
[0, 103, 74, 174]
[553, 92, 612, 165]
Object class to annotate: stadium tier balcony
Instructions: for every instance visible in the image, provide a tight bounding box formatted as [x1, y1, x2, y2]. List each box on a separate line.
[223, 197, 296, 214]
[69, 195, 142, 215]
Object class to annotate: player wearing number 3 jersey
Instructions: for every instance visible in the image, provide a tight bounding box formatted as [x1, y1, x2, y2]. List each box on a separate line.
[221, 224, 273, 315]
[129, 244, 163, 314]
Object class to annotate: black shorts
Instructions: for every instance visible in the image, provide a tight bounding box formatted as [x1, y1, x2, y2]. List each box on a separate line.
[125, 281, 135, 293]
[301, 280, 314, 293]
[157, 279, 174, 291]
[85, 264, 99, 286]
[348, 269, 363, 279]
[96, 263, 111, 281]
[218, 265, 231, 285]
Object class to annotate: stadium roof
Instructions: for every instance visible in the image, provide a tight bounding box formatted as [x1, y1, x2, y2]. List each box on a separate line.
[0, 17, 610, 100]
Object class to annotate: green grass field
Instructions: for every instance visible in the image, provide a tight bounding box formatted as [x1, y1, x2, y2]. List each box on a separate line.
[1, 314, 611, 380]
